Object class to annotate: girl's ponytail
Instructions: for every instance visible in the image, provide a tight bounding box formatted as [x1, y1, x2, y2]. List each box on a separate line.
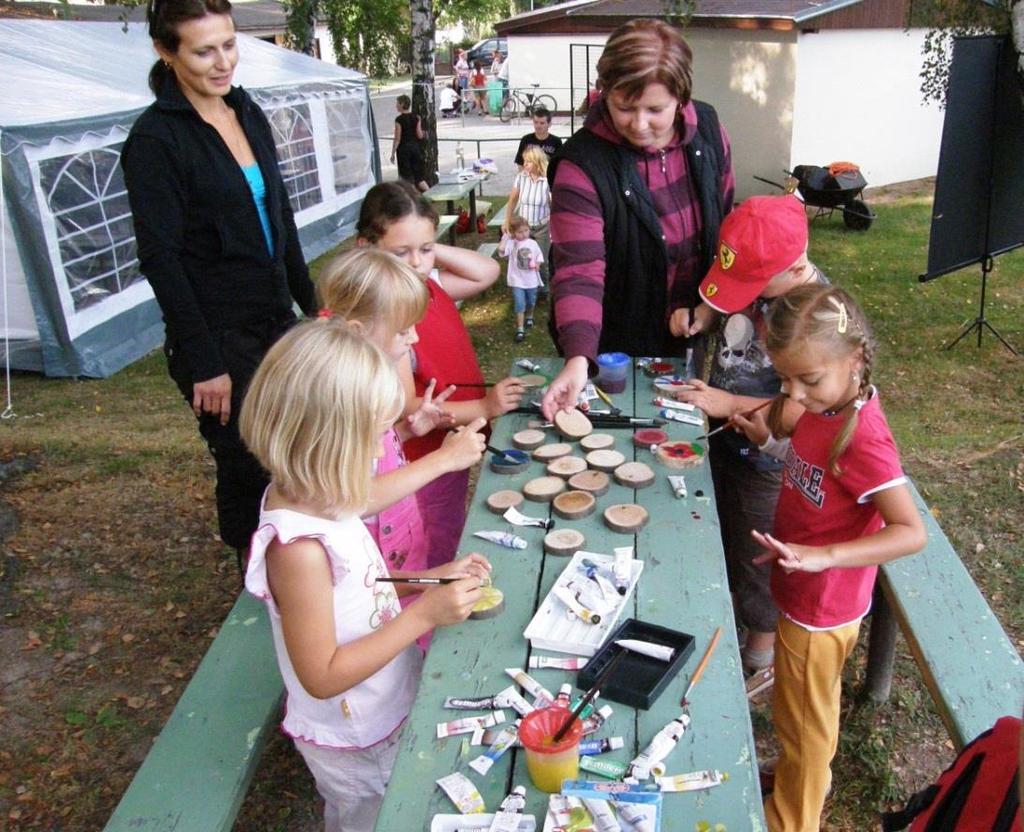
[827, 319, 874, 476]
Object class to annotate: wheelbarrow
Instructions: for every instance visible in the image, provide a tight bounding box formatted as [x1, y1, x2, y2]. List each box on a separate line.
[755, 162, 875, 231]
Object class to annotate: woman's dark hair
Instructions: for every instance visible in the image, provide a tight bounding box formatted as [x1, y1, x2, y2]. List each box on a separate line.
[147, 0, 234, 94]
[357, 181, 438, 243]
[396, 94, 411, 110]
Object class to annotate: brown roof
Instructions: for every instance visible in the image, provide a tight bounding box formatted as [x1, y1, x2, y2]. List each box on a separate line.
[0, 0, 287, 33]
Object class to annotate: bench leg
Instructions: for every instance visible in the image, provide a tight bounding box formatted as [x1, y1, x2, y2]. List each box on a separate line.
[864, 587, 898, 703]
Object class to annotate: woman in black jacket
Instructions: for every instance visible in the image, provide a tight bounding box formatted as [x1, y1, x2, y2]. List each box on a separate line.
[122, 0, 316, 566]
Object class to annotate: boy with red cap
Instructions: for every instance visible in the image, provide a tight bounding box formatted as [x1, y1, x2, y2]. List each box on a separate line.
[672, 193, 827, 673]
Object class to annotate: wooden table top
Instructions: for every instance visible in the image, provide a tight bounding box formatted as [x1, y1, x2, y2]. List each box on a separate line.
[376, 357, 765, 831]
[425, 174, 487, 202]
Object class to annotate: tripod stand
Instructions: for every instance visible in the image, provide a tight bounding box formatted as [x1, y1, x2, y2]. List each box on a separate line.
[943, 257, 1019, 356]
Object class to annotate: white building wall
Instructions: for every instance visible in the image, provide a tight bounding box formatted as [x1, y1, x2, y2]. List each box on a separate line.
[792, 29, 943, 187]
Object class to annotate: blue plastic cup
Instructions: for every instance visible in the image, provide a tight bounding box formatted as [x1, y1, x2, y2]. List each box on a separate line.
[596, 352, 630, 394]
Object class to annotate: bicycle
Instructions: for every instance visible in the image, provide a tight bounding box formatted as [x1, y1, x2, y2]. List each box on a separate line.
[499, 83, 558, 123]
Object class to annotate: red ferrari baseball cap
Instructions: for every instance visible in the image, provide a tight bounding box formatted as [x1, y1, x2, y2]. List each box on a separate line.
[699, 194, 808, 313]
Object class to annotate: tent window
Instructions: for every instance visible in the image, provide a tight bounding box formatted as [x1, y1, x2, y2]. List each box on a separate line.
[267, 103, 322, 213]
[325, 98, 372, 192]
[38, 146, 142, 313]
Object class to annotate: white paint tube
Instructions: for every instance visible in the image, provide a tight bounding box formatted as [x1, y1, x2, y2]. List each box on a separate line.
[474, 530, 528, 549]
[578, 736, 624, 755]
[547, 794, 575, 828]
[660, 408, 705, 427]
[657, 769, 728, 792]
[529, 655, 588, 671]
[436, 771, 486, 814]
[479, 725, 522, 747]
[504, 668, 554, 706]
[579, 558, 619, 601]
[553, 584, 602, 624]
[616, 639, 675, 661]
[668, 474, 687, 499]
[516, 358, 540, 372]
[468, 720, 520, 775]
[563, 579, 615, 617]
[444, 694, 503, 710]
[612, 546, 633, 595]
[487, 785, 527, 832]
[580, 704, 613, 736]
[652, 397, 699, 413]
[436, 710, 507, 739]
[503, 505, 553, 529]
[626, 712, 691, 780]
[494, 685, 534, 717]
[580, 798, 619, 832]
[613, 799, 654, 832]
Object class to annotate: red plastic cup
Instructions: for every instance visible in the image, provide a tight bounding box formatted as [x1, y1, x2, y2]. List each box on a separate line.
[518, 706, 582, 792]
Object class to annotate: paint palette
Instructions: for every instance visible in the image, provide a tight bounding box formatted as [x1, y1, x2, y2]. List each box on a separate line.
[523, 550, 644, 656]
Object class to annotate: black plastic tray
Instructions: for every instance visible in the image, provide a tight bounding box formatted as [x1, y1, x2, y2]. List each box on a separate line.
[576, 618, 695, 710]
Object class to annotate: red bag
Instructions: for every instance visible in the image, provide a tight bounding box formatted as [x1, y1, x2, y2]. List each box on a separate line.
[455, 208, 470, 234]
[882, 716, 1022, 831]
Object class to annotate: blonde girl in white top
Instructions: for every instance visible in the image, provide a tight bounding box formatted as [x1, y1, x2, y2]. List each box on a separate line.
[504, 145, 552, 282]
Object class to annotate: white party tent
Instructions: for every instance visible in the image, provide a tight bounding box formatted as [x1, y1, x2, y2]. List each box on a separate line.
[0, 20, 379, 377]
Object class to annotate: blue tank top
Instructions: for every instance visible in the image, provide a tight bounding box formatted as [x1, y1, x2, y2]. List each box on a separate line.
[241, 163, 274, 255]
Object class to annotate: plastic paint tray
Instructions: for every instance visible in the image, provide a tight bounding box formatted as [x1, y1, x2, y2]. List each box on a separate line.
[576, 618, 695, 710]
[523, 551, 644, 657]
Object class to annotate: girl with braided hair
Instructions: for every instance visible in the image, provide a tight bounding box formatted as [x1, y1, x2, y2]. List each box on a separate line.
[732, 284, 926, 832]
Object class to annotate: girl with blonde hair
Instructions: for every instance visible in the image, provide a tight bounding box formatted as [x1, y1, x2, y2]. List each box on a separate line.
[241, 318, 489, 832]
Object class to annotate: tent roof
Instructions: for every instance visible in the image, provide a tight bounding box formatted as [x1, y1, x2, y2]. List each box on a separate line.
[0, 20, 366, 129]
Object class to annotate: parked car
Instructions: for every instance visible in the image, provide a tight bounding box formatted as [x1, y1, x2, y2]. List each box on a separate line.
[466, 37, 507, 68]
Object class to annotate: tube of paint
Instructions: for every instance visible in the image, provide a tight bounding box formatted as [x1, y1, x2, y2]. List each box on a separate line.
[553, 683, 572, 708]
[487, 785, 527, 832]
[436, 710, 507, 739]
[579, 755, 629, 779]
[494, 684, 535, 717]
[578, 736, 624, 756]
[504, 668, 554, 706]
[516, 358, 540, 372]
[547, 794, 575, 828]
[626, 712, 691, 780]
[444, 694, 502, 710]
[580, 798, 619, 832]
[579, 558, 618, 601]
[529, 655, 588, 671]
[581, 704, 613, 736]
[474, 530, 528, 550]
[568, 695, 596, 720]
[615, 639, 675, 661]
[553, 584, 601, 624]
[436, 771, 487, 814]
[612, 546, 633, 595]
[652, 397, 698, 413]
[479, 726, 522, 747]
[668, 474, 687, 499]
[468, 720, 520, 775]
[563, 579, 614, 616]
[660, 408, 705, 427]
[657, 769, 728, 792]
[503, 506, 553, 529]
[613, 798, 654, 832]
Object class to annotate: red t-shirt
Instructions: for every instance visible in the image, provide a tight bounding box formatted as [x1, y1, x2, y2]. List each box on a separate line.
[771, 392, 906, 628]
[403, 278, 487, 461]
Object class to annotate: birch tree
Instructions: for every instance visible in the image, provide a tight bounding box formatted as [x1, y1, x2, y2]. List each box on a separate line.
[410, 0, 438, 186]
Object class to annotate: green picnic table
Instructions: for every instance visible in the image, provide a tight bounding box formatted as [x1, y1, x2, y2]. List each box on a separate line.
[424, 174, 488, 243]
[376, 357, 766, 831]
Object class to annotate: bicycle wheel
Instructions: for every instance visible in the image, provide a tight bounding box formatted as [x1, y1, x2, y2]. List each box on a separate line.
[499, 95, 519, 123]
[529, 94, 558, 116]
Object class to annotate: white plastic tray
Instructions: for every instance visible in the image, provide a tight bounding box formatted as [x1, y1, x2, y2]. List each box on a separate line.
[430, 814, 536, 831]
[523, 550, 644, 657]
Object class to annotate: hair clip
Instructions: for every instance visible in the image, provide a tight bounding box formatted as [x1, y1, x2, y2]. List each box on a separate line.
[853, 397, 866, 412]
[317, 308, 333, 319]
[837, 302, 849, 334]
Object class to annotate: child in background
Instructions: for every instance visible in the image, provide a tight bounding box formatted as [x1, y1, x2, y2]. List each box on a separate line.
[241, 319, 490, 832]
[671, 194, 827, 673]
[504, 145, 552, 287]
[439, 80, 461, 118]
[469, 61, 487, 115]
[357, 181, 525, 566]
[731, 285, 926, 832]
[316, 248, 486, 582]
[500, 214, 544, 343]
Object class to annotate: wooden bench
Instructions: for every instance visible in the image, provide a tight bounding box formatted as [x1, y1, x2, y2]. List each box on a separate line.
[865, 480, 1023, 750]
[488, 203, 508, 229]
[103, 592, 282, 832]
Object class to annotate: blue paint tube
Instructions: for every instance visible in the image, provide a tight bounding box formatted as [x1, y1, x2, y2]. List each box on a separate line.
[578, 736, 625, 756]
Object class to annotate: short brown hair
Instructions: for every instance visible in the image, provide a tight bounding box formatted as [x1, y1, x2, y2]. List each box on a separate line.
[597, 19, 693, 105]
[357, 181, 438, 243]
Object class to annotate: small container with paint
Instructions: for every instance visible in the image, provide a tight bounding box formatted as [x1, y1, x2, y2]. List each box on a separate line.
[518, 707, 583, 793]
[595, 352, 630, 394]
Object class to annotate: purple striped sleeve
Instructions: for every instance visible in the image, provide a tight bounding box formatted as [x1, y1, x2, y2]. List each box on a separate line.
[719, 122, 736, 213]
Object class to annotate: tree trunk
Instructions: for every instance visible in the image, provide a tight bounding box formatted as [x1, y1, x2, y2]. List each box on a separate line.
[284, 0, 317, 57]
[1013, 0, 1024, 101]
[410, 0, 438, 186]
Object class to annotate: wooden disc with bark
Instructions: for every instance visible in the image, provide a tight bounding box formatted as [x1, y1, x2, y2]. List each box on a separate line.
[586, 449, 626, 472]
[532, 442, 573, 461]
[614, 461, 656, 489]
[554, 409, 593, 440]
[512, 429, 547, 450]
[546, 455, 588, 479]
[523, 475, 567, 502]
[552, 490, 597, 520]
[567, 469, 611, 496]
[655, 440, 707, 469]
[516, 373, 548, 388]
[580, 433, 615, 451]
[485, 489, 524, 515]
[603, 503, 650, 533]
[543, 528, 586, 556]
[469, 586, 505, 620]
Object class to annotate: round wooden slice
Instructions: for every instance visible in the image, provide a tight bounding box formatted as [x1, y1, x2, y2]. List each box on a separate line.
[546, 455, 588, 479]
[580, 432, 615, 451]
[516, 373, 548, 388]
[552, 490, 597, 520]
[554, 409, 593, 440]
[512, 429, 547, 450]
[523, 475, 567, 502]
[532, 442, 573, 461]
[567, 469, 611, 496]
[485, 489, 524, 515]
[614, 461, 656, 489]
[586, 448, 626, 472]
[632, 428, 669, 448]
[655, 440, 707, 469]
[469, 586, 505, 620]
[488, 449, 530, 475]
[543, 528, 586, 557]
[603, 503, 650, 533]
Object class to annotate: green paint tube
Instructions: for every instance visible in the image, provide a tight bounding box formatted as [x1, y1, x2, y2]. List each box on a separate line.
[579, 755, 628, 779]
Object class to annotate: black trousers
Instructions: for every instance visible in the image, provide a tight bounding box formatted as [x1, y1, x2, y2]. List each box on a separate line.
[165, 316, 295, 551]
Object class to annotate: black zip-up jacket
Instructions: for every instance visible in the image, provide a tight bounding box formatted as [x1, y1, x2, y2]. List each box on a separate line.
[122, 78, 316, 382]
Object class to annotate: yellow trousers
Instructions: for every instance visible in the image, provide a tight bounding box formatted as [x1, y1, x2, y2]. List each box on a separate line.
[764, 616, 860, 832]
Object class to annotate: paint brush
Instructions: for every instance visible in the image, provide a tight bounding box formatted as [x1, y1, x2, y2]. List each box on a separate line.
[376, 577, 458, 585]
[593, 386, 622, 416]
[551, 650, 627, 743]
[586, 415, 668, 428]
[680, 626, 721, 707]
[696, 398, 774, 441]
[451, 381, 497, 388]
[446, 427, 518, 463]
